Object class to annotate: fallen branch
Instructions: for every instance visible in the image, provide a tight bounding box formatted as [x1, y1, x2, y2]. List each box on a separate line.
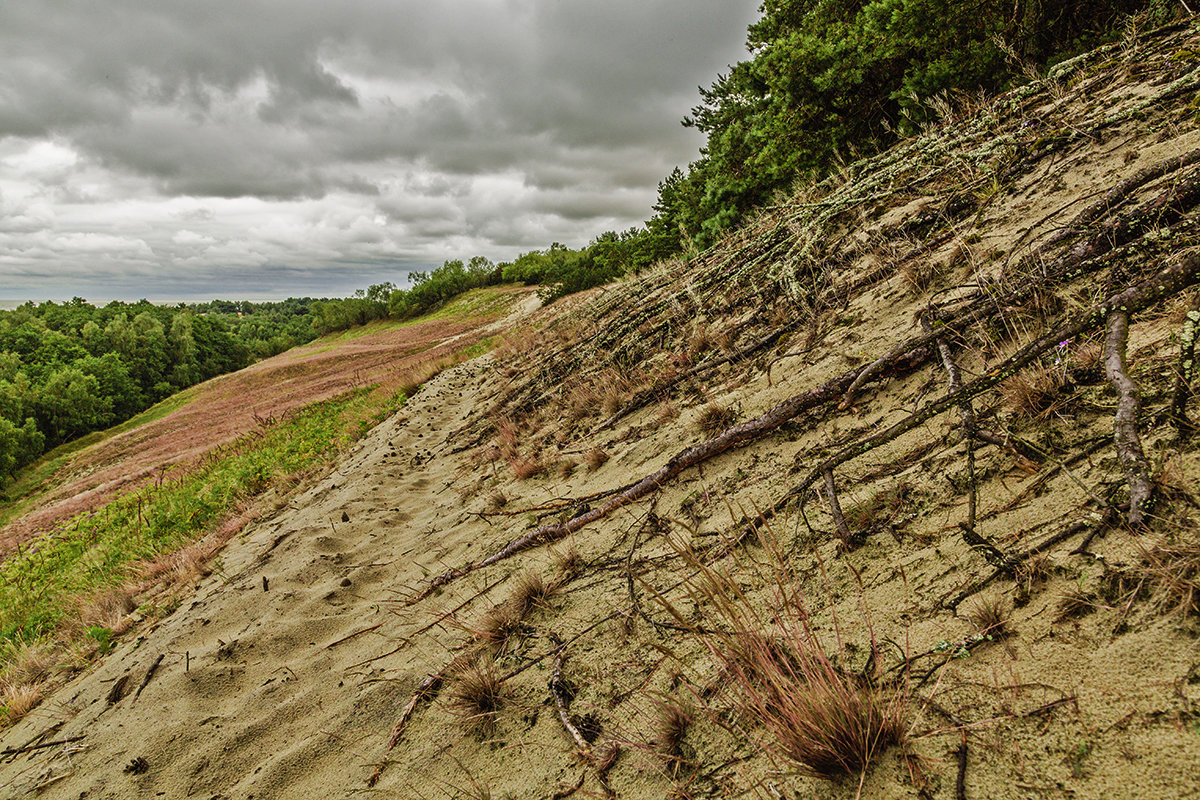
[132, 654, 164, 702]
[787, 254, 1200, 512]
[1104, 310, 1153, 526]
[549, 642, 592, 756]
[367, 653, 472, 787]
[944, 509, 1117, 609]
[822, 470, 854, 547]
[0, 735, 85, 758]
[926, 315, 978, 530]
[1171, 298, 1199, 436]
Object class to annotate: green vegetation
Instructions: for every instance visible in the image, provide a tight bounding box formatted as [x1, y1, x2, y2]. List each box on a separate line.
[0, 298, 318, 485]
[650, 0, 1181, 250]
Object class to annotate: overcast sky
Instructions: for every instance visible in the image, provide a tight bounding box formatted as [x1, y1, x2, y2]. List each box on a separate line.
[0, 1, 760, 303]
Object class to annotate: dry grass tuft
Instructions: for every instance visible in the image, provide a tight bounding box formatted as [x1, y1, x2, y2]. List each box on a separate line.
[966, 594, 1010, 637]
[473, 603, 525, 653]
[584, 447, 610, 471]
[448, 658, 510, 735]
[844, 482, 913, 533]
[1, 643, 59, 688]
[510, 570, 558, 617]
[900, 260, 940, 295]
[1135, 536, 1200, 617]
[76, 587, 139, 635]
[553, 542, 584, 580]
[725, 628, 907, 777]
[557, 459, 577, 480]
[694, 403, 736, 436]
[487, 490, 508, 512]
[652, 701, 692, 772]
[1000, 364, 1066, 419]
[652, 526, 909, 780]
[1, 682, 44, 722]
[508, 455, 544, 481]
[656, 400, 680, 424]
[1055, 587, 1098, 621]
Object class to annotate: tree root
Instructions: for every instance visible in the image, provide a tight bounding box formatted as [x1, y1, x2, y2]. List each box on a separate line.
[1104, 310, 1153, 526]
[786, 254, 1200, 515]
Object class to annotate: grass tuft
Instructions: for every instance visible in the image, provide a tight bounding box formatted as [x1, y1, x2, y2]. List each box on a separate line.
[652, 701, 692, 772]
[966, 594, 1010, 637]
[694, 403, 736, 436]
[448, 658, 509, 736]
[584, 447, 610, 471]
[473, 603, 525, 653]
[510, 570, 558, 617]
[650, 520, 909, 781]
[1, 683, 43, 723]
[1135, 536, 1200, 617]
[1000, 364, 1065, 419]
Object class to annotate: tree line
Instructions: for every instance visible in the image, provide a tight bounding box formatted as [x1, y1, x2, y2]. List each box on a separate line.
[309, 228, 678, 335]
[648, 0, 1181, 252]
[0, 298, 317, 484]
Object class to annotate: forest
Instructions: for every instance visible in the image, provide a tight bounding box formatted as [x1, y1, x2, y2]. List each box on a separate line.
[647, 0, 1181, 250]
[0, 298, 316, 484]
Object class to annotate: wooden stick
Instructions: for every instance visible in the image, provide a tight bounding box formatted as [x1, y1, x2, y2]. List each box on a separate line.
[0, 735, 85, 757]
[822, 470, 853, 547]
[132, 654, 164, 701]
[323, 622, 384, 650]
[1104, 310, 1153, 526]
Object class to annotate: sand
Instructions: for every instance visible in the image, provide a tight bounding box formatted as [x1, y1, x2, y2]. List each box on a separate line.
[4, 22, 1200, 800]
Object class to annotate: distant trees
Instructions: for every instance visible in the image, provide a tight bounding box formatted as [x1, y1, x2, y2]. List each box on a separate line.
[0, 298, 320, 485]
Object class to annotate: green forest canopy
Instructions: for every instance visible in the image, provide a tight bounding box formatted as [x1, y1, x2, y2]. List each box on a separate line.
[0, 298, 315, 484]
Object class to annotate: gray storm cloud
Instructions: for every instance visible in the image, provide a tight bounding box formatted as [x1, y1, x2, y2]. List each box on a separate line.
[0, 0, 759, 301]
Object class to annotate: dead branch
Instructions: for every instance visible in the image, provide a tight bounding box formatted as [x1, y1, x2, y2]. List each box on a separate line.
[944, 509, 1117, 609]
[549, 642, 592, 757]
[925, 315, 978, 530]
[132, 654, 164, 702]
[788, 254, 1200, 513]
[367, 652, 472, 787]
[822, 470, 854, 547]
[1105, 310, 1153, 526]
[1171, 298, 1199, 436]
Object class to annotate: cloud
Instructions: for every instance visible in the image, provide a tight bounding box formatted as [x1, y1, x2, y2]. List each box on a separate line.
[0, 0, 760, 301]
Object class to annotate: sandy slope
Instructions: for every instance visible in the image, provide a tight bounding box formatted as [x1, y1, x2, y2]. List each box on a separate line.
[5, 23, 1200, 800]
[0, 355, 512, 798]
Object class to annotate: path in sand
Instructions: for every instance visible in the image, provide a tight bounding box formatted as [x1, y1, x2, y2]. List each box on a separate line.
[0, 356, 500, 799]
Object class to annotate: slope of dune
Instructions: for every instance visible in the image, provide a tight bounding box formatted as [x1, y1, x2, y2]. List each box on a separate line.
[4, 21, 1200, 800]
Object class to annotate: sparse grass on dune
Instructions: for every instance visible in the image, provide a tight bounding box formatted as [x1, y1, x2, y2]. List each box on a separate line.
[0, 388, 381, 648]
[0, 291, 523, 723]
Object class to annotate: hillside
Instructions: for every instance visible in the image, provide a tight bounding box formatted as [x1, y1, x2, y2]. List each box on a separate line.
[3, 20, 1200, 800]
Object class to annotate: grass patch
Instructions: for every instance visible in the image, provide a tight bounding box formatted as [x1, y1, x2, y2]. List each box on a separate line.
[0, 387, 203, 527]
[0, 386, 399, 652]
